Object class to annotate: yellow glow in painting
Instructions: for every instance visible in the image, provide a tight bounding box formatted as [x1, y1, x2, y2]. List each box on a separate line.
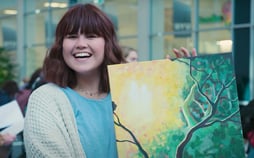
[108, 59, 188, 156]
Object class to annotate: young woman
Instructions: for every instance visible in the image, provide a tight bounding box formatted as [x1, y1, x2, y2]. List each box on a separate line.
[24, 3, 196, 158]
[24, 3, 124, 158]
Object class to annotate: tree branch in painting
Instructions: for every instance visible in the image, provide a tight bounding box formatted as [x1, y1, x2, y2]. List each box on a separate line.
[113, 101, 149, 158]
[175, 54, 240, 157]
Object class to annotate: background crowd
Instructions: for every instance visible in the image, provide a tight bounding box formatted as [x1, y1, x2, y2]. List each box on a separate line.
[0, 68, 44, 158]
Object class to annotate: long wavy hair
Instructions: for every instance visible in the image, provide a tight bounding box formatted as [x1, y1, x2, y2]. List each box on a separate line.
[43, 3, 124, 93]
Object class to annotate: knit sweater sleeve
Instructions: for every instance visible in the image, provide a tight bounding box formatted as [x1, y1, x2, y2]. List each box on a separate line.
[23, 83, 85, 158]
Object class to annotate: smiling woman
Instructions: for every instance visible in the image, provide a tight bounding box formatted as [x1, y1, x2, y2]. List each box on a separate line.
[23, 3, 124, 158]
[23, 3, 195, 157]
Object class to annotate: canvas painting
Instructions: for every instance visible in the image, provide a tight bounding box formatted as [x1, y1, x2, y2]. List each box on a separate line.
[108, 53, 245, 158]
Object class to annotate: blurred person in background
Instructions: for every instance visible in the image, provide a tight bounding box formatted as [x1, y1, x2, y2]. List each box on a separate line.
[0, 80, 19, 158]
[0, 80, 19, 106]
[121, 46, 138, 63]
[16, 68, 44, 116]
[240, 99, 254, 158]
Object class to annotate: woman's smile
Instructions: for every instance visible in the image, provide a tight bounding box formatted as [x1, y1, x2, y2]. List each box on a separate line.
[73, 52, 92, 58]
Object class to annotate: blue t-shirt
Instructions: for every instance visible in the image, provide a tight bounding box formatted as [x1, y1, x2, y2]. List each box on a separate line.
[62, 87, 118, 158]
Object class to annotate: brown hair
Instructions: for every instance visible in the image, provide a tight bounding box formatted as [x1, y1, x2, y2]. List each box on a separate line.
[43, 3, 124, 93]
[1, 80, 19, 98]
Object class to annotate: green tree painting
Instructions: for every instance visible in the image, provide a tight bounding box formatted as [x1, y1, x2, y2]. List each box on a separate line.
[108, 53, 245, 158]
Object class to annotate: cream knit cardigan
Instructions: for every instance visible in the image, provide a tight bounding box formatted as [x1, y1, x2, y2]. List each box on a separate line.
[24, 83, 86, 158]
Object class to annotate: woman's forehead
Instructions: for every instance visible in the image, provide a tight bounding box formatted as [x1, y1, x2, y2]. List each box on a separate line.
[64, 25, 99, 35]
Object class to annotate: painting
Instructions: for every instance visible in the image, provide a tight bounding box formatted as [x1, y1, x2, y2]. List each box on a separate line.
[108, 53, 245, 158]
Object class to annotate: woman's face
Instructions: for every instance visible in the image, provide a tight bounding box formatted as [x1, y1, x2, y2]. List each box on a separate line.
[62, 32, 105, 75]
[125, 50, 138, 63]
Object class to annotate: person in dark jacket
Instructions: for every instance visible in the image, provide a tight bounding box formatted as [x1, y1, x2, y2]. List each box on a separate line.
[0, 80, 19, 106]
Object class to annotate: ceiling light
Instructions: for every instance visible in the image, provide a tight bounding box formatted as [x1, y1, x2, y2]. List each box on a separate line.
[35, 9, 40, 14]
[44, 2, 67, 8]
[3, 9, 17, 15]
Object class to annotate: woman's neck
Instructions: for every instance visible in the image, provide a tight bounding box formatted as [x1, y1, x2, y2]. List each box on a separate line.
[74, 72, 106, 99]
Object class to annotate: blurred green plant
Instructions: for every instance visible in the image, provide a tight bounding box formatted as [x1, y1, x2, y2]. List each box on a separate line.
[0, 47, 18, 86]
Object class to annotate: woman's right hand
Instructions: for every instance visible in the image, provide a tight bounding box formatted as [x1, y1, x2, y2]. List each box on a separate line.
[173, 47, 197, 58]
[166, 47, 197, 60]
[0, 133, 16, 146]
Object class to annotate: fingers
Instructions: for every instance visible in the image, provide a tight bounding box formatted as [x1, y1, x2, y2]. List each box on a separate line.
[173, 47, 197, 58]
[191, 48, 197, 56]
[173, 48, 183, 58]
[165, 54, 171, 59]
[180, 47, 191, 57]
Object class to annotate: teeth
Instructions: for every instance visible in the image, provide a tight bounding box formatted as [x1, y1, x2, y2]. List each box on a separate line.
[74, 52, 91, 58]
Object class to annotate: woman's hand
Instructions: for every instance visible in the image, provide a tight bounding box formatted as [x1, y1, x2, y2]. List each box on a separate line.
[0, 133, 16, 146]
[165, 47, 197, 60]
[173, 47, 197, 58]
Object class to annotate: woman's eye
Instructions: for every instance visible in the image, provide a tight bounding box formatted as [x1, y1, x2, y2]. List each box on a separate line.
[86, 34, 98, 38]
[66, 34, 78, 38]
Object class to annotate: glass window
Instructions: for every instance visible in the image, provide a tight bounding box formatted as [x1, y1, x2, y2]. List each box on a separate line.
[25, 13, 47, 46]
[25, 8, 67, 46]
[151, 0, 194, 59]
[199, 0, 232, 29]
[0, 0, 17, 17]
[0, 0, 17, 49]
[119, 38, 138, 50]
[0, 17, 17, 50]
[199, 29, 232, 54]
[163, 34, 194, 58]
[25, 46, 47, 76]
[103, 0, 137, 36]
[164, 0, 193, 35]
[24, 0, 68, 13]
[24, 7, 68, 77]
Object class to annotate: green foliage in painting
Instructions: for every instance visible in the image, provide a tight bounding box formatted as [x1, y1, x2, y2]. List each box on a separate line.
[174, 54, 244, 157]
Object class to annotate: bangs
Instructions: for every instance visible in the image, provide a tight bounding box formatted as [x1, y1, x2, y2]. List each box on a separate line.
[61, 5, 106, 37]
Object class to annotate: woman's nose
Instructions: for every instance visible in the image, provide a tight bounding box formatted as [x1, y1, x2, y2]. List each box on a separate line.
[76, 35, 88, 49]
